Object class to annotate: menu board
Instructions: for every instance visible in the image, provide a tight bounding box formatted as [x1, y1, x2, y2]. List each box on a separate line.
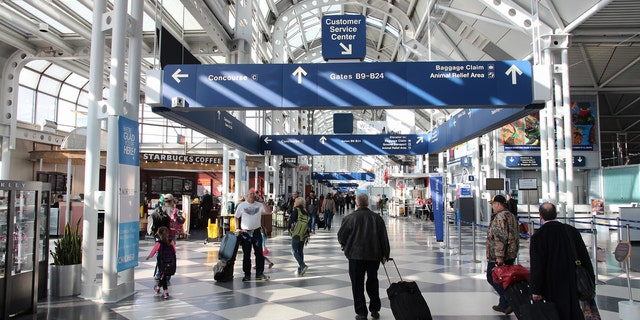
[172, 178, 183, 194]
[151, 178, 162, 194]
[162, 178, 173, 193]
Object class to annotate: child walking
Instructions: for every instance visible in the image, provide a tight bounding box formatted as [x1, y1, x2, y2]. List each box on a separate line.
[255, 226, 275, 269]
[262, 226, 275, 269]
[146, 226, 177, 299]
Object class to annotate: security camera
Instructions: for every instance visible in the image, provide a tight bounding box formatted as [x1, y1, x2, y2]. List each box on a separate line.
[38, 22, 49, 33]
[171, 97, 186, 108]
[57, 51, 63, 56]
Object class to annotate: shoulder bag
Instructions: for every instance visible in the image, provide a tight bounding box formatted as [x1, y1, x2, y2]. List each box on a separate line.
[565, 226, 596, 301]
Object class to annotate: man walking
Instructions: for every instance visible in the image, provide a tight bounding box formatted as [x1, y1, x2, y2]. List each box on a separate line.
[306, 190, 319, 233]
[486, 194, 519, 315]
[199, 189, 213, 229]
[235, 190, 271, 281]
[530, 202, 594, 319]
[338, 193, 390, 320]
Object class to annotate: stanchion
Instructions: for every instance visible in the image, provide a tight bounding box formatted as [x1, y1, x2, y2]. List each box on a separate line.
[618, 224, 639, 319]
[457, 215, 462, 256]
[616, 216, 621, 242]
[471, 223, 481, 263]
[591, 215, 602, 284]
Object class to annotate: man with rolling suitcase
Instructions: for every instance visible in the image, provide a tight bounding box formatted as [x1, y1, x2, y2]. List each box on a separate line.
[338, 193, 390, 320]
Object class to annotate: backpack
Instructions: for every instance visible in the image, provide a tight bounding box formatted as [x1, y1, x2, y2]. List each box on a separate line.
[290, 208, 310, 243]
[150, 207, 169, 234]
[174, 208, 185, 224]
[157, 241, 176, 277]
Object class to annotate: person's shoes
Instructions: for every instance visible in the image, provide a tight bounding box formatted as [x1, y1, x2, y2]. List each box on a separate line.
[492, 305, 512, 314]
[154, 286, 160, 295]
[268, 262, 274, 269]
[355, 314, 367, 320]
[255, 274, 270, 281]
[242, 275, 251, 282]
[163, 292, 169, 299]
[504, 306, 513, 314]
[300, 266, 309, 276]
[371, 311, 380, 319]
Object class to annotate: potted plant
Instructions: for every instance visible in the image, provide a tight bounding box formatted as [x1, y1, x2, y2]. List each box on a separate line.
[49, 218, 82, 297]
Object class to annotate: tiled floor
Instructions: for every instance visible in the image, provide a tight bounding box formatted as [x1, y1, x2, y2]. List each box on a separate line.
[16, 209, 640, 319]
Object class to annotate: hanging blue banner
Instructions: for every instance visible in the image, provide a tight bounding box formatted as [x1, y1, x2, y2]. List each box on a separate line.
[430, 175, 444, 242]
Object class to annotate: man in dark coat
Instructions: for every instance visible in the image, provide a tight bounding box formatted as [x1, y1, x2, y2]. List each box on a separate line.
[530, 202, 594, 319]
[199, 189, 213, 228]
[338, 193, 390, 320]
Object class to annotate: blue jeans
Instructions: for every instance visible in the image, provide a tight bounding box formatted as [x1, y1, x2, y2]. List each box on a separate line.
[325, 211, 334, 230]
[291, 238, 306, 273]
[486, 259, 515, 309]
[310, 212, 317, 232]
[240, 229, 265, 277]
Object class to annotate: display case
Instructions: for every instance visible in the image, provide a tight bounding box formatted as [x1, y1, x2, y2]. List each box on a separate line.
[0, 181, 49, 319]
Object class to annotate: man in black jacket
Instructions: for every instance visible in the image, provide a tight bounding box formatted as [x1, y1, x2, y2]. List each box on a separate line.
[530, 202, 594, 319]
[198, 189, 213, 228]
[338, 193, 390, 320]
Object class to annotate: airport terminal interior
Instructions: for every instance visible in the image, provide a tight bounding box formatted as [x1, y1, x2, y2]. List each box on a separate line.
[1, 0, 640, 319]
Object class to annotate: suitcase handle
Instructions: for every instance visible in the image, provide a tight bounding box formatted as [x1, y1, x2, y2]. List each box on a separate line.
[382, 258, 403, 285]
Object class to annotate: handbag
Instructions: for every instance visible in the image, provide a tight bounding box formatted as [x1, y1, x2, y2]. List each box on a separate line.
[581, 298, 601, 320]
[565, 227, 596, 301]
[491, 264, 530, 289]
[521, 300, 560, 320]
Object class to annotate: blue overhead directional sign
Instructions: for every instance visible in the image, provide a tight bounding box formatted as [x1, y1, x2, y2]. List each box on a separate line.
[161, 60, 533, 109]
[261, 134, 428, 156]
[322, 14, 366, 60]
[407, 61, 532, 106]
[506, 155, 587, 167]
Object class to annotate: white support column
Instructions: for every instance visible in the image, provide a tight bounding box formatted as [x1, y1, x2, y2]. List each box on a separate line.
[554, 54, 566, 215]
[263, 156, 270, 200]
[116, 0, 144, 299]
[539, 48, 552, 201]
[254, 167, 258, 192]
[80, 0, 106, 300]
[561, 48, 575, 218]
[223, 146, 230, 210]
[102, 0, 128, 303]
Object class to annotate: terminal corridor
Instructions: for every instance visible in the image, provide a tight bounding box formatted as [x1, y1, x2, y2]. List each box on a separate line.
[22, 212, 637, 319]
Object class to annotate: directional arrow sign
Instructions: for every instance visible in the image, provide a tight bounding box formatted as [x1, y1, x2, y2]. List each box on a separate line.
[172, 68, 189, 83]
[322, 14, 366, 60]
[505, 64, 523, 84]
[161, 60, 532, 109]
[261, 134, 429, 156]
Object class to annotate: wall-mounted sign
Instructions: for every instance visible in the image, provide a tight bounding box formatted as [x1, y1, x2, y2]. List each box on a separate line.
[518, 178, 537, 190]
[142, 153, 222, 165]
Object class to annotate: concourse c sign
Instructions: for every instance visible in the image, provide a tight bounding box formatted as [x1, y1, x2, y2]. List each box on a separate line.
[322, 14, 366, 60]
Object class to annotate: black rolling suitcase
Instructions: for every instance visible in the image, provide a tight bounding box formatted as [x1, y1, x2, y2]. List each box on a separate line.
[316, 215, 326, 229]
[383, 258, 432, 320]
[505, 281, 531, 320]
[213, 232, 240, 282]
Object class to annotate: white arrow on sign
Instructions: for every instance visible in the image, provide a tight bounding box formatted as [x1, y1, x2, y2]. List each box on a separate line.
[417, 136, 424, 144]
[292, 66, 307, 84]
[172, 68, 189, 83]
[505, 65, 523, 85]
[319, 136, 327, 144]
[264, 137, 272, 144]
[339, 43, 352, 55]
